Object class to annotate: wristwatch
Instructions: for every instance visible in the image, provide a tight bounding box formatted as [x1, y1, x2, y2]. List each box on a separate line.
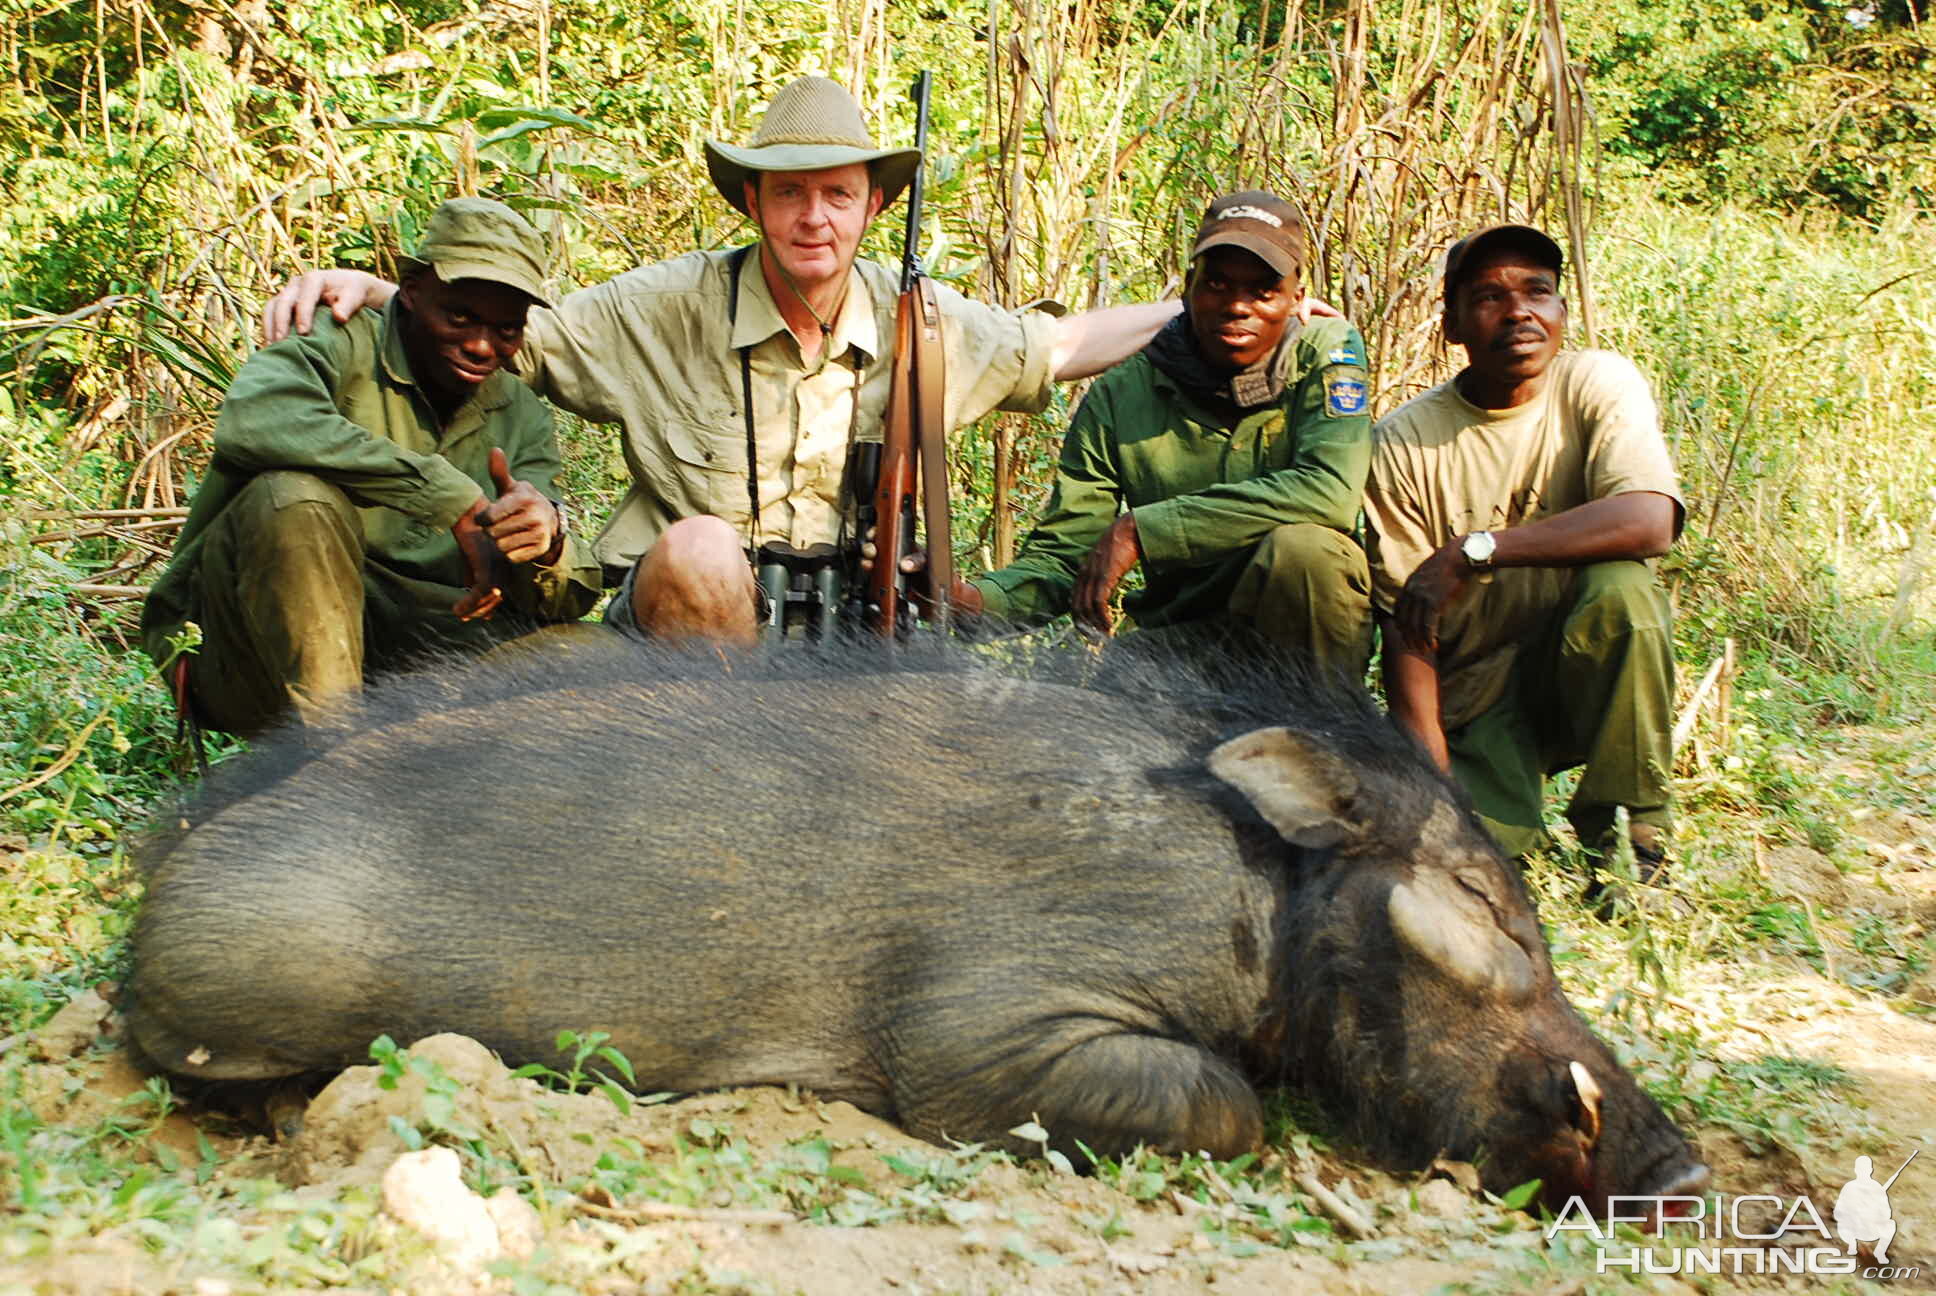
[1460, 530, 1497, 571]
[538, 498, 569, 566]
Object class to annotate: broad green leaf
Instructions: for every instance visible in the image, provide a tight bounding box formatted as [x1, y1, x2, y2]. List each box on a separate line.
[1498, 1178, 1543, 1210]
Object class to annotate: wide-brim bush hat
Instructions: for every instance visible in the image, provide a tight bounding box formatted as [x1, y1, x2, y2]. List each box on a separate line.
[704, 76, 922, 217]
[396, 197, 552, 307]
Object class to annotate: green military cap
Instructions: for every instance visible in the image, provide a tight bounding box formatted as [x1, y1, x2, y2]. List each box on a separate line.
[397, 197, 553, 307]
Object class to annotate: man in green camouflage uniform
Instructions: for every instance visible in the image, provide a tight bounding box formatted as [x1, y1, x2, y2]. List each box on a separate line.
[949, 191, 1373, 678]
[142, 198, 602, 735]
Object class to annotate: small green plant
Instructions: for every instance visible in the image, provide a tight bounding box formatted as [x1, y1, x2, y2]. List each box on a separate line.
[509, 1028, 644, 1116]
[368, 1035, 483, 1152]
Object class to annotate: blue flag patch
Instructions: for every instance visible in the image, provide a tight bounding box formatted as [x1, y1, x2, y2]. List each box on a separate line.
[1326, 377, 1368, 416]
[1326, 346, 1361, 366]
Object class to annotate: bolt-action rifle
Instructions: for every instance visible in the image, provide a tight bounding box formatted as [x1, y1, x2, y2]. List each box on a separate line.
[861, 71, 951, 640]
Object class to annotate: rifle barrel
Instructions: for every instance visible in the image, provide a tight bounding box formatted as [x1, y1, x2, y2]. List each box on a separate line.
[902, 72, 931, 294]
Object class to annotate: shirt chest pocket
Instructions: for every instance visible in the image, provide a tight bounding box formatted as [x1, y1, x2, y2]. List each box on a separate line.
[654, 418, 749, 520]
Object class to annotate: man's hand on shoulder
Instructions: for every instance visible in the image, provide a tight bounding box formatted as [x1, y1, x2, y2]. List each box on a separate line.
[261, 270, 398, 343]
[1295, 295, 1343, 324]
[1072, 513, 1142, 635]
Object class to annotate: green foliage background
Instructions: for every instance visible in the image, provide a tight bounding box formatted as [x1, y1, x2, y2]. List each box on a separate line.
[2, 6, 1935, 1283]
[1, 0, 1932, 841]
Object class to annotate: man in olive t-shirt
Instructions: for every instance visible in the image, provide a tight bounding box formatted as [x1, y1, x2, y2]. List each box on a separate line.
[1364, 225, 1684, 891]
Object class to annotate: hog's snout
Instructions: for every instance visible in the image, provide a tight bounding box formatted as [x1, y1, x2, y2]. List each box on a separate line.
[1647, 1160, 1712, 1202]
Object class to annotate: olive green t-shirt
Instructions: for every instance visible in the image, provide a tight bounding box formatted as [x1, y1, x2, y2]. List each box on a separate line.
[1364, 349, 1683, 729]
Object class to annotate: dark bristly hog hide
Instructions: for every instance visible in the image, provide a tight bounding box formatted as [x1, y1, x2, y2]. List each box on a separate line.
[127, 632, 1707, 1210]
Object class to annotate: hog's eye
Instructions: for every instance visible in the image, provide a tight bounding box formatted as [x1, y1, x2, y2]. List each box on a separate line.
[1453, 872, 1498, 911]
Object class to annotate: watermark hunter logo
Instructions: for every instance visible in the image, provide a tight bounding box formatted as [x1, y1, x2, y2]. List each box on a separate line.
[1548, 1152, 1921, 1280]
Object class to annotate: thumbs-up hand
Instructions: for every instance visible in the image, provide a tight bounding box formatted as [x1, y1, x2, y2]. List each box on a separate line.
[451, 494, 509, 621]
[477, 447, 564, 566]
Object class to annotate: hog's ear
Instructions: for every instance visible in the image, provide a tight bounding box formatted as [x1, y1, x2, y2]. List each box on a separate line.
[1387, 870, 1537, 1002]
[1207, 727, 1362, 849]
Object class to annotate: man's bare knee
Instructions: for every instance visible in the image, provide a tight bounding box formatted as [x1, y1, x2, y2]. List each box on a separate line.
[634, 516, 757, 644]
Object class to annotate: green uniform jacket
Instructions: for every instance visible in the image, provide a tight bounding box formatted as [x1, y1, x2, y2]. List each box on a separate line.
[975, 317, 1373, 628]
[141, 300, 602, 664]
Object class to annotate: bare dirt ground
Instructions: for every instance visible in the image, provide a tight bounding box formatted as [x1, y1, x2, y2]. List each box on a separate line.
[5, 1027, 1624, 1295]
[4, 741, 1932, 1294]
[6, 961, 1932, 1295]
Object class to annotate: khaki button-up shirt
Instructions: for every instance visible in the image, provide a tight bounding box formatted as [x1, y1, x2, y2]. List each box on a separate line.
[514, 248, 1060, 572]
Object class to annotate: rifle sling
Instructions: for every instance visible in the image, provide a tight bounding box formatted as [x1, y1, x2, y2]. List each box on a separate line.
[910, 275, 953, 625]
[728, 245, 866, 558]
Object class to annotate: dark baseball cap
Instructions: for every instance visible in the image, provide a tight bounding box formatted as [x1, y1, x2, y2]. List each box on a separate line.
[1190, 190, 1305, 279]
[1442, 224, 1563, 303]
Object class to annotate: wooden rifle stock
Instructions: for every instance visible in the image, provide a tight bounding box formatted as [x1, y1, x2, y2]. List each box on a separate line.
[864, 71, 951, 639]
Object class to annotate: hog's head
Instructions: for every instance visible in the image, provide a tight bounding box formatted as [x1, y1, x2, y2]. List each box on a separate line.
[1209, 725, 1709, 1214]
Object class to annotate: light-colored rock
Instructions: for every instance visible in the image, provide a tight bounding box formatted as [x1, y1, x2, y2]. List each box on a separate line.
[382, 1146, 501, 1272]
[287, 1033, 508, 1187]
[1413, 1178, 1469, 1219]
[31, 988, 111, 1061]
[485, 1188, 542, 1260]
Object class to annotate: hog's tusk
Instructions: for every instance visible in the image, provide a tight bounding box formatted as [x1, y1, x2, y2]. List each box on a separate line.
[1569, 1061, 1603, 1146]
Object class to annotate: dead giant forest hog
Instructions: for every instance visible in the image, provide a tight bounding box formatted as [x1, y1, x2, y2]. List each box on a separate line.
[128, 635, 1708, 1210]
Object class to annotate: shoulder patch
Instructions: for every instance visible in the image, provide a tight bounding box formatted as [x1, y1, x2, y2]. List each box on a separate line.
[1325, 375, 1368, 417]
[1326, 345, 1362, 366]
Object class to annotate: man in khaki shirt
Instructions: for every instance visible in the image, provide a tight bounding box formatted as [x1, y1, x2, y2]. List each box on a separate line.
[1363, 225, 1683, 902]
[267, 77, 1217, 643]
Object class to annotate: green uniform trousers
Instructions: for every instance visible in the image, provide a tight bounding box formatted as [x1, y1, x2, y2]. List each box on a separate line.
[1221, 522, 1374, 682]
[1447, 560, 1675, 858]
[183, 470, 526, 736]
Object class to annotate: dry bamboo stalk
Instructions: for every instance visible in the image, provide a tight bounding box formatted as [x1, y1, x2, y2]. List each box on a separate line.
[1672, 651, 1732, 753]
[1294, 1170, 1375, 1239]
[30, 518, 183, 545]
[30, 507, 190, 520]
[1715, 637, 1735, 743]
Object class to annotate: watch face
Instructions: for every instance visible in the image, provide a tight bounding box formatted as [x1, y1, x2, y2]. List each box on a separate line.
[1462, 531, 1495, 566]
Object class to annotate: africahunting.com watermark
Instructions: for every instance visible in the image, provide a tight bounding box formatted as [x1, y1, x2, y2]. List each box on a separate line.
[1548, 1153, 1922, 1280]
